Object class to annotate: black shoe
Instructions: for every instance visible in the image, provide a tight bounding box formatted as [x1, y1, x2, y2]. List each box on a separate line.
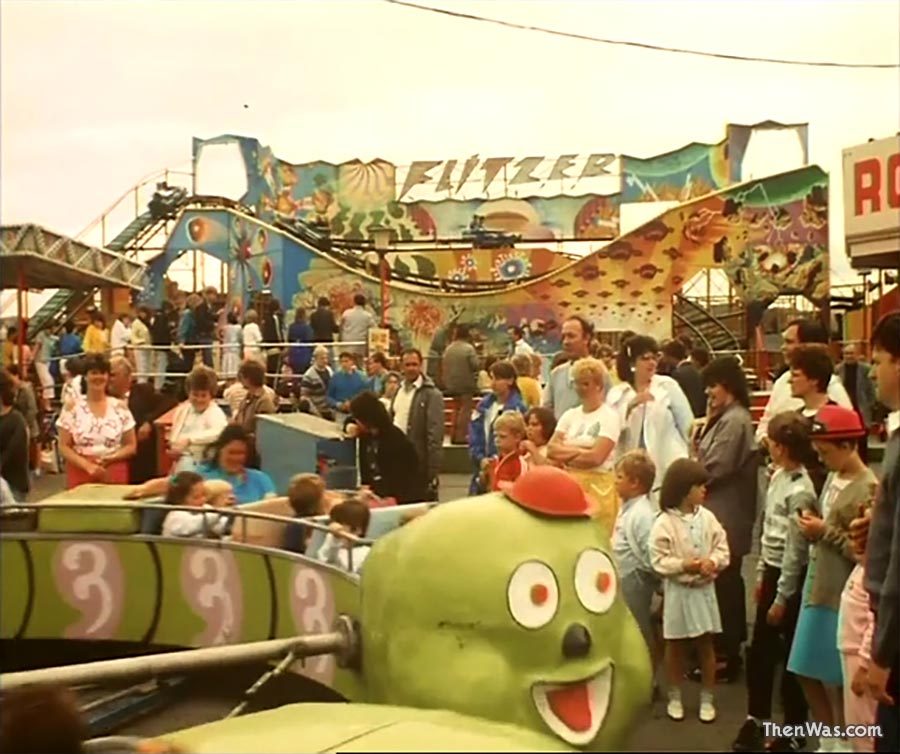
[732, 718, 765, 752]
[765, 735, 804, 752]
[688, 659, 741, 683]
[719, 656, 743, 684]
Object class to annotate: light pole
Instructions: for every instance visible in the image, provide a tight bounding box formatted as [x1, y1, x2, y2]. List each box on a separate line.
[369, 226, 393, 327]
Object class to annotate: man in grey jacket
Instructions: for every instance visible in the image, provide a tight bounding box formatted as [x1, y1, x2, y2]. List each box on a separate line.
[441, 324, 480, 444]
[836, 341, 877, 461]
[854, 312, 899, 753]
[391, 349, 444, 500]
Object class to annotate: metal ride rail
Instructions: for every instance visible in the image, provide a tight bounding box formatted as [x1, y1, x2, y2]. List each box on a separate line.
[0, 500, 376, 551]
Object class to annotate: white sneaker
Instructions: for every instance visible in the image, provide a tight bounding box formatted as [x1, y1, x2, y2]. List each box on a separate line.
[815, 738, 835, 753]
[698, 695, 716, 723]
[666, 696, 684, 721]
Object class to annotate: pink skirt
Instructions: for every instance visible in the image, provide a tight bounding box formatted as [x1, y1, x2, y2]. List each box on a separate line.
[66, 460, 130, 489]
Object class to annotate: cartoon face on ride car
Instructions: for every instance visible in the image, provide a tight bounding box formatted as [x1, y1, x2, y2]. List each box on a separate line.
[360, 467, 651, 750]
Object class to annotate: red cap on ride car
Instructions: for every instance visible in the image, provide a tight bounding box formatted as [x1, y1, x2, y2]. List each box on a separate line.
[809, 404, 866, 441]
[505, 466, 593, 518]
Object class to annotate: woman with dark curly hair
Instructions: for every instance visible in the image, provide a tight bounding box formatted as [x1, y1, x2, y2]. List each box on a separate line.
[695, 356, 758, 682]
[128, 424, 276, 506]
[346, 391, 426, 503]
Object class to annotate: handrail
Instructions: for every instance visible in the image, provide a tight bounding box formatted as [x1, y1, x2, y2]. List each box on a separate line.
[673, 293, 742, 350]
[672, 309, 713, 353]
[74, 166, 193, 243]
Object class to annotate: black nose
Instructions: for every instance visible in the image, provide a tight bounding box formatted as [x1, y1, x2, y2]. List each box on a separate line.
[562, 623, 592, 659]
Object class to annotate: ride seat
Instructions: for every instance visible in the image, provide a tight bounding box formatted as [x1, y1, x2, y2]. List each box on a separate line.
[37, 485, 144, 534]
[303, 502, 433, 558]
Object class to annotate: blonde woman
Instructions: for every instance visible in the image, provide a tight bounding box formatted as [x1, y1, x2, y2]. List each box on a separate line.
[512, 353, 542, 409]
[547, 357, 621, 533]
[242, 310, 264, 365]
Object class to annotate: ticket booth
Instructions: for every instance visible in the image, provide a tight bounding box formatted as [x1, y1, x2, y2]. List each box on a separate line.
[256, 413, 358, 494]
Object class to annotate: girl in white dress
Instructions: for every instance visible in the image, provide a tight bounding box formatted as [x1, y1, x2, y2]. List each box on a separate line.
[242, 309, 264, 365]
[650, 458, 730, 724]
[221, 313, 242, 379]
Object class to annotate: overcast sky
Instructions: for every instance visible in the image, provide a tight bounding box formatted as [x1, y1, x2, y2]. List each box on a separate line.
[2, 0, 898, 280]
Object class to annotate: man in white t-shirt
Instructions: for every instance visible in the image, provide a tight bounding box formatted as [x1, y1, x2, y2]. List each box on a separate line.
[110, 314, 131, 359]
[756, 318, 852, 443]
[509, 326, 534, 358]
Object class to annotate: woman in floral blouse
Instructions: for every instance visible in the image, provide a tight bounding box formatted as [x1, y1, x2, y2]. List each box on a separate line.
[57, 353, 137, 487]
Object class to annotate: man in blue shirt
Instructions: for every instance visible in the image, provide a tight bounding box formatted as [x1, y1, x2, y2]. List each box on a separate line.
[327, 352, 369, 413]
[543, 316, 612, 419]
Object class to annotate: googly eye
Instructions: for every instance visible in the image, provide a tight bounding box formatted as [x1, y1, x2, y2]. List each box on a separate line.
[574, 549, 617, 614]
[507, 561, 559, 629]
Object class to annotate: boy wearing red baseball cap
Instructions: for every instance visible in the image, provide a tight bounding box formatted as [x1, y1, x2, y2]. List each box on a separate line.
[785, 405, 878, 753]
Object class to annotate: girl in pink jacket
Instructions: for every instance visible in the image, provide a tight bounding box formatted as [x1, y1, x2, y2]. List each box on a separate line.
[649, 458, 730, 724]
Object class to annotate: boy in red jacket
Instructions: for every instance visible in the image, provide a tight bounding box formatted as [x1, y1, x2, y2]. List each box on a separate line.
[486, 412, 530, 492]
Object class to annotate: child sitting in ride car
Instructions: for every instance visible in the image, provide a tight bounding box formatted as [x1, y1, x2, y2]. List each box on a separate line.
[316, 498, 371, 574]
[161, 472, 234, 539]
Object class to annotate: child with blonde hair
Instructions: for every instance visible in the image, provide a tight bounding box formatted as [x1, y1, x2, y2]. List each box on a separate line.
[612, 450, 661, 677]
[483, 412, 529, 492]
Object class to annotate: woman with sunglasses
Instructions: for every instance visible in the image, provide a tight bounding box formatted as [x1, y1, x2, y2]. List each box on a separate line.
[607, 335, 694, 497]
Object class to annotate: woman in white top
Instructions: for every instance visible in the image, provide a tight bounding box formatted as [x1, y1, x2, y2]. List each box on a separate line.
[56, 353, 137, 487]
[242, 309, 264, 365]
[221, 312, 243, 379]
[168, 367, 228, 474]
[547, 357, 621, 532]
[130, 308, 152, 384]
[607, 335, 694, 496]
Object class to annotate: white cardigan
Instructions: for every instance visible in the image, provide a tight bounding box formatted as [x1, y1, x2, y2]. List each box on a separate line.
[168, 400, 229, 463]
[649, 506, 730, 586]
[607, 375, 694, 490]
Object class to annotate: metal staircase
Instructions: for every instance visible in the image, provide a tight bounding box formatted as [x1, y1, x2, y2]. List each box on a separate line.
[25, 289, 95, 337]
[673, 293, 743, 353]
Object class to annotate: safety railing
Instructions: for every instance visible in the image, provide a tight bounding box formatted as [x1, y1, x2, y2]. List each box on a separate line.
[74, 167, 194, 248]
[1, 500, 374, 552]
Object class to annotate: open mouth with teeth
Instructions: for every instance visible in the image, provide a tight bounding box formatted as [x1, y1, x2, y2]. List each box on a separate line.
[530, 665, 613, 746]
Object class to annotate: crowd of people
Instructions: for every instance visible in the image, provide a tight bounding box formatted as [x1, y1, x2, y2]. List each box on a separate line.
[0, 292, 897, 752]
[438, 311, 898, 752]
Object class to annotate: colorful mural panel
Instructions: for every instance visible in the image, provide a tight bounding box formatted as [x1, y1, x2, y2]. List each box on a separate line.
[284, 166, 829, 350]
[195, 135, 625, 242]
[620, 140, 731, 203]
[193, 121, 807, 247]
